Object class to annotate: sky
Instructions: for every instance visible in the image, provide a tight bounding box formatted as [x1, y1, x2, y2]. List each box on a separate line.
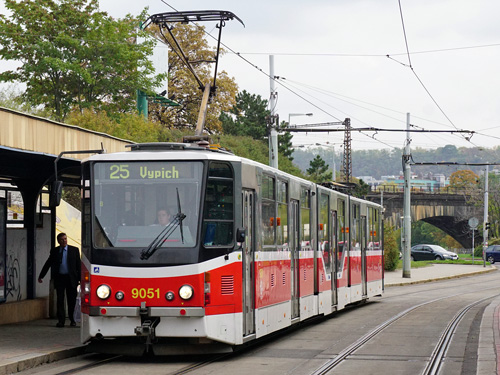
[3, 0, 500, 153]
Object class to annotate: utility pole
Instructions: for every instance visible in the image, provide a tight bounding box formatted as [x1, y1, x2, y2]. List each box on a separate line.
[402, 113, 411, 278]
[268, 55, 278, 169]
[483, 165, 489, 267]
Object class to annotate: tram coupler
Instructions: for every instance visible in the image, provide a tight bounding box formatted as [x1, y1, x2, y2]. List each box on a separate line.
[134, 302, 160, 339]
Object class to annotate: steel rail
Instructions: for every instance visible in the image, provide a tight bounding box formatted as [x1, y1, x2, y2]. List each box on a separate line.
[422, 294, 497, 375]
[311, 287, 499, 375]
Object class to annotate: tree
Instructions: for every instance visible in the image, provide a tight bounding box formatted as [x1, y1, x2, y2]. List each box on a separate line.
[449, 170, 479, 190]
[384, 223, 399, 271]
[306, 155, 332, 183]
[220, 90, 269, 139]
[0, 0, 165, 122]
[278, 121, 294, 162]
[352, 179, 371, 198]
[149, 23, 238, 133]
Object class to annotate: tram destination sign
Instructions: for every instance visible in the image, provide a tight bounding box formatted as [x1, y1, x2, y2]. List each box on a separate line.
[96, 161, 201, 181]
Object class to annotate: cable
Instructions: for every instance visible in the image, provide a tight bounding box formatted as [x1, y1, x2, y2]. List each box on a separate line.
[398, 0, 412, 69]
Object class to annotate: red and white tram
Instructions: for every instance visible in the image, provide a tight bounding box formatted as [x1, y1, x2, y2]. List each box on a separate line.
[80, 142, 384, 354]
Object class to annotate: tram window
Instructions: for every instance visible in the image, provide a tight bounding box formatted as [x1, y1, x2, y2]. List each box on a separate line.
[351, 203, 361, 250]
[262, 175, 276, 246]
[319, 193, 331, 272]
[202, 162, 234, 248]
[368, 207, 381, 250]
[337, 198, 346, 273]
[277, 180, 288, 247]
[300, 188, 310, 246]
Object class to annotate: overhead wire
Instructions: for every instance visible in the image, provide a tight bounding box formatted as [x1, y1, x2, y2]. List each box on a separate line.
[158, 0, 486, 150]
[395, 0, 463, 137]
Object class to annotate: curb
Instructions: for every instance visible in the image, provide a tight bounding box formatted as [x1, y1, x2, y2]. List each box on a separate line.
[0, 346, 87, 375]
[385, 267, 497, 287]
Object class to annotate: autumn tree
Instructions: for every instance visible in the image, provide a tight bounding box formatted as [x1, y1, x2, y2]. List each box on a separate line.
[449, 170, 479, 190]
[149, 23, 238, 133]
[0, 0, 165, 122]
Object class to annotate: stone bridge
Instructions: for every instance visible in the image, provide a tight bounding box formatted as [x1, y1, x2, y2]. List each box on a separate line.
[365, 189, 482, 249]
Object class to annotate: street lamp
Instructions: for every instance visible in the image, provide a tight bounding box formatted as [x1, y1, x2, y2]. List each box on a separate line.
[288, 113, 313, 126]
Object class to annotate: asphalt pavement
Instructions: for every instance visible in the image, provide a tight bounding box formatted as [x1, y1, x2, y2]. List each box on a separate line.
[0, 264, 497, 375]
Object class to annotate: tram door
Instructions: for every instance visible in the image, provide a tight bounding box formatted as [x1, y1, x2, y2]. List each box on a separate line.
[290, 200, 300, 319]
[242, 190, 255, 336]
[361, 215, 367, 297]
[330, 210, 338, 306]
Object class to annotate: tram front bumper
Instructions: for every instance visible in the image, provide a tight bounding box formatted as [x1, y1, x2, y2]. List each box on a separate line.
[89, 306, 205, 317]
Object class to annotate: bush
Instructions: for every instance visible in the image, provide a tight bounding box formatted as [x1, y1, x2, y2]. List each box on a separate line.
[384, 223, 399, 271]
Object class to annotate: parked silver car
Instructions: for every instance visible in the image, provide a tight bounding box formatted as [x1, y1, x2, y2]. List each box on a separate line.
[410, 244, 459, 261]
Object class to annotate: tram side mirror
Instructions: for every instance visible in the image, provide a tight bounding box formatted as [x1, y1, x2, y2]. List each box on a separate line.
[49, 180, 63, 208]
[236, 227, 246, 243]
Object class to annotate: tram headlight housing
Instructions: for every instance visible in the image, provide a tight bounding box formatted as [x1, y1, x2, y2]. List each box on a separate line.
[165, 291, 175, 301]
[115, 291, 124, 301]
[96, 284, 111, 300]
[179, 285, 194, 300]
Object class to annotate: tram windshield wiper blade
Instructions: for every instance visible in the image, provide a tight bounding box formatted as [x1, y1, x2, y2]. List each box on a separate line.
[140, 212, 186, 260]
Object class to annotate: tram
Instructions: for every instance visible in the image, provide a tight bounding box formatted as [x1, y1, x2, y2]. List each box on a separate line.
[79, 142, 384, 354]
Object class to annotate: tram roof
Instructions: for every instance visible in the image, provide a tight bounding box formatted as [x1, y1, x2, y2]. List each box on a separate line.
[84, 142, 241, 163]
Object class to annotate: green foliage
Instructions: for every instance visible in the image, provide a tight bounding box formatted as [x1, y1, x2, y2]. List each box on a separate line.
[384, 223, 399, 271]
[215, 135, 305, 178]
[306, 155, 332, 183]
[474, 244, 483, 258]
[220, 90, 269, 140]
[411, 221, 460, 248]
[66, 109, 165, 143]
[278, 121, 294, 162]
[352, 179, 371, 198]
[0, 0, 165, 122]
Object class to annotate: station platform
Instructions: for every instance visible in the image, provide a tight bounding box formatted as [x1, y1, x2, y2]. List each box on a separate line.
[0, 264, 497, 375]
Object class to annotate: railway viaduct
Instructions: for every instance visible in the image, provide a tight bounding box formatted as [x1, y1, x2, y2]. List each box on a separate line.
[365, 190, 483, 249]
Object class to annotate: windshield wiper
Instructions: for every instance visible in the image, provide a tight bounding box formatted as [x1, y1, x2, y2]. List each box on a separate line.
[140, 189, 186, 260]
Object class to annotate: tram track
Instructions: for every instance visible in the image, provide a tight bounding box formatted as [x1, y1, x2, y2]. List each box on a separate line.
[310, 287, 500, 375]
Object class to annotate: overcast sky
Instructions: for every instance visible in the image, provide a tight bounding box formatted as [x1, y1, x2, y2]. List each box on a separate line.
[3, 0, 500, 153]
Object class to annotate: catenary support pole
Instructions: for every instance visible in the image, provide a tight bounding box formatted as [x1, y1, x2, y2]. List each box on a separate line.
[402, 113, 411, 278]
[483, 165, 489, 267]
[269, 55, 278, 169]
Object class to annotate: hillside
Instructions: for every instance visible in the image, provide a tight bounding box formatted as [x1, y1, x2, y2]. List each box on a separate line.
[292, 144, 500, 179]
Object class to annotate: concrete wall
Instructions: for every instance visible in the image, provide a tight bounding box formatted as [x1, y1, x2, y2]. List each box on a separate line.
[0, 214, 52, 324]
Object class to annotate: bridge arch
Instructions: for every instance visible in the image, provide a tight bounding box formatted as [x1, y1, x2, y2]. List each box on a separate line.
[366, 191, 482, 248]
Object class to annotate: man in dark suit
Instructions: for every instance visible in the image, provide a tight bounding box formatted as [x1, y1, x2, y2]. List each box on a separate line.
[38, 233, 81, 327]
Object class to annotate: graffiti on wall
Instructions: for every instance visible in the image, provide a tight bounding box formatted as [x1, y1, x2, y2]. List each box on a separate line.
[6, 254, 21, 301]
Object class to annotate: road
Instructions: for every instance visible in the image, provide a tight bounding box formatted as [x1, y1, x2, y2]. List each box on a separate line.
[17, 270, 500, 375]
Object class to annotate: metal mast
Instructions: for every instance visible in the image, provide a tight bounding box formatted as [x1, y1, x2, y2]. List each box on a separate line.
[341, 118, 352, 184]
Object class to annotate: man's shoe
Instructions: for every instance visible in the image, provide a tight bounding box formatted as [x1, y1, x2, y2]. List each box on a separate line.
[56, 322, 64, 327]
[70, 321, 76, 327]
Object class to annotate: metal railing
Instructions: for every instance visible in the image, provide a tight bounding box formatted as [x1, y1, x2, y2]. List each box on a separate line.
[371, 185, 473, 195]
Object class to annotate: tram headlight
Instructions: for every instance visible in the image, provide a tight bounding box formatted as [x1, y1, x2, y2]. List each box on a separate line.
[165, 291, 175, 301]
[96, 284, 111, 300]
[115, 291, 124, 301]
[179, 285, 194, 300]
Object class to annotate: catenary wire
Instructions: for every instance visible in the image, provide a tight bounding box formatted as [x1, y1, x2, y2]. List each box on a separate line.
[157, 0, 485, 150]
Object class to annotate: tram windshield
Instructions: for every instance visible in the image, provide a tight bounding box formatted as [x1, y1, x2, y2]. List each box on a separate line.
[92, 161, 203, 249]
